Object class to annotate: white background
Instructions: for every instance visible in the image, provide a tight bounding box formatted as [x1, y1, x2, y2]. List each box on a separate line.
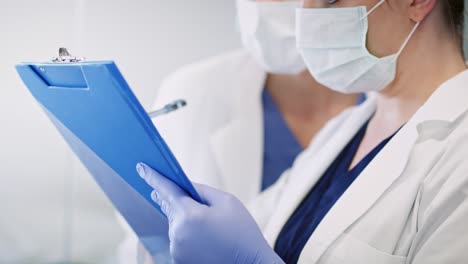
[0, 0, 240, 263]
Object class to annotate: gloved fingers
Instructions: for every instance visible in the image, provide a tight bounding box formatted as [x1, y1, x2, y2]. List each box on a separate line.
[150, 190, 177, 222]
[193, 183, 232, 206]
[137, 162, 189, 216]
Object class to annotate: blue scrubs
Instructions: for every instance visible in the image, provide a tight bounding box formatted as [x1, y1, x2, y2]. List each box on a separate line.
[274, 119, 395, 264]
[356, 93, 367, 105]
[261, 89, 303, 190]
[261, 90, 367, 191]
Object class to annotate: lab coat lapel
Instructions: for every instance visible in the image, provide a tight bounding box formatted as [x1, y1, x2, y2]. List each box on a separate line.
[263, 96, 377, 246]
[298, 69, 468, 263]
[298, 116, 419, 263]
[209, 67, 266, 203]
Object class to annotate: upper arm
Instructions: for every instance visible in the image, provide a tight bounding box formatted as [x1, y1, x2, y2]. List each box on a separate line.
[410, 194, 468, 263]
[151, 71, 189, 111]
[409, 150, 468, 263]
[150, 66, 214, 153]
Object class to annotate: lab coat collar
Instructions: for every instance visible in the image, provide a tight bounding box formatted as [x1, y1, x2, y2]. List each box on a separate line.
[263, 94, 378, 246]
[298, 69, 468, 263]
[209, 63, 267, 203]
[410, 69, 468, 124]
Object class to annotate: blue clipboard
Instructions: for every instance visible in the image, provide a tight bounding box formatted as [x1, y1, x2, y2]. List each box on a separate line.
[16, 60, 202, 264]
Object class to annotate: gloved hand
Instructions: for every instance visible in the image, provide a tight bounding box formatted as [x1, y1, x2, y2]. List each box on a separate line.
[136, 162, 285, 264]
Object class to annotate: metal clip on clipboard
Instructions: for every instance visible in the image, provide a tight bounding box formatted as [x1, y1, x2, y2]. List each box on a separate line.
[51, 48, 187, 118]
[52, 47, 85, 63]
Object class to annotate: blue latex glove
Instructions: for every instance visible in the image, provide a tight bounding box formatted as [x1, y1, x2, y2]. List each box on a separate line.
[136, 162, 285, 264]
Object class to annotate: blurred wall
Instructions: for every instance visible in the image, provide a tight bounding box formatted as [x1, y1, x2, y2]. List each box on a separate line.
[0, 0, 240, 263]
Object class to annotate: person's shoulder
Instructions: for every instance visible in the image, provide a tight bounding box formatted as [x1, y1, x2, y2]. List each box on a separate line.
[444, 110, 468, 162]
[154, 49, 265, 112]
[416, 109, 468, 195]
[161, 49, 260, 92]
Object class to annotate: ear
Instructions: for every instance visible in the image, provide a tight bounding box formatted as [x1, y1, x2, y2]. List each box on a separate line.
[408, 0, 436, 22]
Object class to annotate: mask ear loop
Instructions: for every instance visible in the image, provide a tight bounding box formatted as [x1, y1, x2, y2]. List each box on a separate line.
[360, 0, 386, 20]
[359, 0, 420, 61]
[395, 22, 420, 57]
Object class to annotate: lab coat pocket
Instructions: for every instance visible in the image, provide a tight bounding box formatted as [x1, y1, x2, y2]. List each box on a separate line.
[319, 233, 407, 264]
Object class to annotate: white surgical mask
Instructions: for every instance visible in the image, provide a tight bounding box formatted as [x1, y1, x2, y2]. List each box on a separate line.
[296, 0, 420, 93]
[237, 0, 306, 74]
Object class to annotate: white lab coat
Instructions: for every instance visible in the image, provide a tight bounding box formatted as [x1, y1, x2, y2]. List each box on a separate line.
[251, 69, 468, 263]
[118, 49, 268, 263]
[151, 49, 267, 202]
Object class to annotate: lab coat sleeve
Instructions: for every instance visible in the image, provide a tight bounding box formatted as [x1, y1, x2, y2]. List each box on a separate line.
[150, 71, 186, 110]
[409, 148, 468, 263]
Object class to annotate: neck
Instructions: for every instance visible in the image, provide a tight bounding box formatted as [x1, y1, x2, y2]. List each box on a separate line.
[265, 71, 358, 117]
[375, 22, 466, 128]
[264, 70, 358, 148]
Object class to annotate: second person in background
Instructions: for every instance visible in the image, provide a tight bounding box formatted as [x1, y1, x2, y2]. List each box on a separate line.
[118, 0, 360, 262]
